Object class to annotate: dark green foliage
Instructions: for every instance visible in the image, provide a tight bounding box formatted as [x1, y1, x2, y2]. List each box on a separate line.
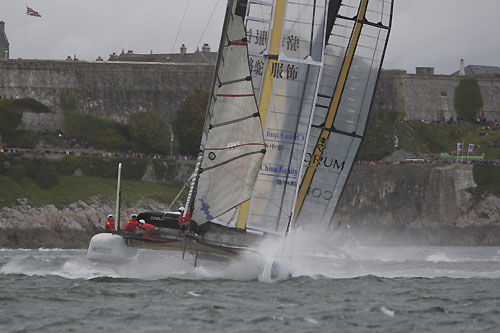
[7, 164, 26, 182]
[374, 111, 403, 123]
[128, 110, 173, 154]
[0, 98, 51, 147]
[33, 163, 59, 189]
[473, 164, 500, 197]
[152, 160, 178, 183]
[59, 91, 79, 112]
[454, 78, 483, 122]
[0, 98, 51, 114]
[173, 90, 209, 155]
[357, 119, 497, 161]
[0, 101, 23, 141]
[57, 156, 149, 180]
[6, 129, 39, 148]
[63, 112, 130, 151]
[10, 98, 51, 113]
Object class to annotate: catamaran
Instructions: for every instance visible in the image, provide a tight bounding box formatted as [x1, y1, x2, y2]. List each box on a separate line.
[88, 0, 394, 272]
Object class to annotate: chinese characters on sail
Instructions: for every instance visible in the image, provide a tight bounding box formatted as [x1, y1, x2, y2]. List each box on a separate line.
[247, 29, 301, 81]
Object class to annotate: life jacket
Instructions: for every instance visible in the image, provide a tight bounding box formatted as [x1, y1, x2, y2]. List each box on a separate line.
[105, 219, 115, 230]
[178, 211, 191, 228]
[140, 222, 157, 232]
[124, 219, 139, 232]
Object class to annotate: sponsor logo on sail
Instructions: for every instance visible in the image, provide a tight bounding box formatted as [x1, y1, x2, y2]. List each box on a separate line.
[304, 153, 345, 170]
[266, 130, 305, 143]
[198, 196, 214, 221]
[260, 164, 298, 178]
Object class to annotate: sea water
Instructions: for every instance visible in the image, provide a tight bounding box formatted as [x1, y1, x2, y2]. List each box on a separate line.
[1, 246, 500, 332]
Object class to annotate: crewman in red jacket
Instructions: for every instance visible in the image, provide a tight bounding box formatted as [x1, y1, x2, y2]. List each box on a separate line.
[178, 207, 191, 230]
[124, 214, 139, 232]
[139, 219, 157, 232]
[105, 214, 115, 231]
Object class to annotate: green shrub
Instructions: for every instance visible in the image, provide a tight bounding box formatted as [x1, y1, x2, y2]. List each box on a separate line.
[57, 156, 149, 180]
[0, 104, 23, 140]
[11, 98, 51, 113]
[25, 158, 59, 189]
[7, 164, 26, 182]
[473, 164, 500, 196]
[4, 129, 39, 148]
[128, 110, 173, 154]
[59, 91, 79, 112]
[63, 112, 130, 151]
[454, 78, 483, 122]
[173, 90, 208, 155]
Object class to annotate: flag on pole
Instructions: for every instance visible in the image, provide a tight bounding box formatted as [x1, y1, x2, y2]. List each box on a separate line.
[27, 6, 42, 17]
[468, 143, 474, 153]
[457, 143, 463, 152]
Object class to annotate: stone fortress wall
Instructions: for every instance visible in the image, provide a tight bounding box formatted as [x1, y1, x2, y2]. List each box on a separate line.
[0, 59, 214, 128]
[1, 59, 499, 129]
[373, 70, 500, 121]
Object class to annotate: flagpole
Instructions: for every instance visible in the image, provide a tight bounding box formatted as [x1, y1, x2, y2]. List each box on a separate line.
[24, 3, 28, 57]
[462, 142, 464, 163]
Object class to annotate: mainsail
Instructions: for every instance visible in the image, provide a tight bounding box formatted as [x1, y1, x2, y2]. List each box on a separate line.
[190, 0, 393, 235]
[190, 0, 266, 224]
[242, 0, 328, 234]
[293, 0, 394, 229]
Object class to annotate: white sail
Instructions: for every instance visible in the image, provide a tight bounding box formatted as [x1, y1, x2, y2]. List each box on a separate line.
[192, 0, 266, 224]
[243, 0, 328, 234]
[294, 0, 394, 229]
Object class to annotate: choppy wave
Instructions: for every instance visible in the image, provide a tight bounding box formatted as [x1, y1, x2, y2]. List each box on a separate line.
[2, 245, 500, 281]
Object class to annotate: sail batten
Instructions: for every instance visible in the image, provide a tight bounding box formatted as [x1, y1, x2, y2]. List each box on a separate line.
[190, 0, 266, 225]
[243, 0, 328, 234]
[294, 0, 394, 229]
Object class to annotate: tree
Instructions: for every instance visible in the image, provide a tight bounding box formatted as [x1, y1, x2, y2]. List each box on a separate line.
[128, 110, 173, 154]
[454, 78, 483, 122]
[0, 100, 23, 141]
[59, 91, 79, 112]
[173, 90, 209, 155]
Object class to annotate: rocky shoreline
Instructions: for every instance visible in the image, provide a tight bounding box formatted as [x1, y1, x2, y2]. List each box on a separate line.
[1, 164, 499, 248]
[0, 197, 170, 249]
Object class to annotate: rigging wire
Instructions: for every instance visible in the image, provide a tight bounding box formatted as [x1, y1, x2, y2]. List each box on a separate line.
[196, 0, 223, 50]
[170, 0, 192, 53]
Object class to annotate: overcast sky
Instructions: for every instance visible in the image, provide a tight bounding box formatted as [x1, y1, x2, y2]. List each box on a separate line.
[1, 0, 499, 74]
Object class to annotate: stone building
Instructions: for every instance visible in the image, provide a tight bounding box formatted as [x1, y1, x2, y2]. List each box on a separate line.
[0, 21, 9, 60]
[108, 43, 217, 64]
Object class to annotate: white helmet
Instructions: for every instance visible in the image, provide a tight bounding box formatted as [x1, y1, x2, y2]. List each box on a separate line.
[139, 219, 145, 225]
[178, 207, 185, 212]
[131, 214, 137, 218]
[107, 214, 114, 218]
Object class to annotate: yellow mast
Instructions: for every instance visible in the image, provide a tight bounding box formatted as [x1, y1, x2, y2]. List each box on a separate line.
[291, 0, 369, 225]
[236, 0, 287, 229]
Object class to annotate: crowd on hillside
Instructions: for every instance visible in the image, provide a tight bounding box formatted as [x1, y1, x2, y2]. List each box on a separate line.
[357, 159, 500, 166]
[0, 145, 195, 161]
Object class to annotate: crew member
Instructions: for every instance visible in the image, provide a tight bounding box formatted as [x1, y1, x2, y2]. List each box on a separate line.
[139, 219, 158, 232]
[105, 214, 115, 230]
[124, 214, 139, 232]
[178, 207, 191, 230]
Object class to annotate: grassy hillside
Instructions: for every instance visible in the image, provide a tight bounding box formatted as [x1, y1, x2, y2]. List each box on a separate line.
[359, 114, 500, 161]
[0, 175, 184, 209]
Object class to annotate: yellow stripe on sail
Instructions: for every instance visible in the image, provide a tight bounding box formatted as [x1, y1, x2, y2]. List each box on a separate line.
[292, 0, 369, 225]
[236, 0, 287, 229]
